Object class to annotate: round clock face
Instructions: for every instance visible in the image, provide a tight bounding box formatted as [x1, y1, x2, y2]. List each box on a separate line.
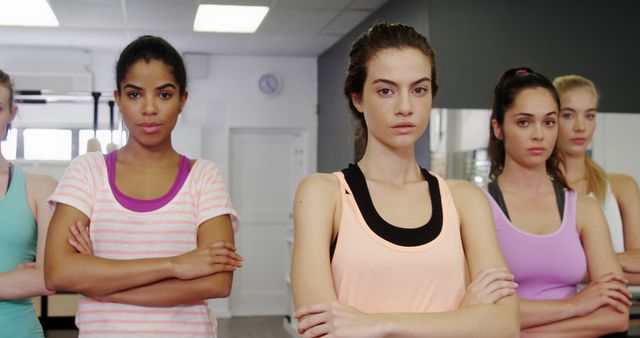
[258, 73, 281, 96]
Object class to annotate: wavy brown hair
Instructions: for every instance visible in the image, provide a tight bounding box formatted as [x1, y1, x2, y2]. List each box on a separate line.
[488, 67, 568, 189]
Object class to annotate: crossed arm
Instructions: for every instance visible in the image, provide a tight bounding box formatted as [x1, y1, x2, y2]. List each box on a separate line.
[0, 174, 57, 300]
[44, 203, 242, 307]
[290, 175, 519, 338]
[609, 174, 640, 284]
[519, 195, 630, 337]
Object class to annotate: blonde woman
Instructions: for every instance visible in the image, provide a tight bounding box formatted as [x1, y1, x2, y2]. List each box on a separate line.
[554, 75, 640, 284]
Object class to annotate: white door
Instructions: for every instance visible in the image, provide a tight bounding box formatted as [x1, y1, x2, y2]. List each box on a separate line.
[229, 128, 305, 315]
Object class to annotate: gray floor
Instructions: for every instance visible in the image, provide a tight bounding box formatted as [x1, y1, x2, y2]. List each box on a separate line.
[45, 316, 293, 338]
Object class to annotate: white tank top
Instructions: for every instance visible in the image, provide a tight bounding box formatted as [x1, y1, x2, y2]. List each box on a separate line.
[590, 183, 624, 253]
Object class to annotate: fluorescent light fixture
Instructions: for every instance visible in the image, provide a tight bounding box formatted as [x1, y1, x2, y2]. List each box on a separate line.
[194, 4, 269, 33]
[0, 0, 59, 27]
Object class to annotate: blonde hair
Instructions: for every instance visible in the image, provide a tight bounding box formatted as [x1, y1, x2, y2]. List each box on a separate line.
[553, 75, 607, 203]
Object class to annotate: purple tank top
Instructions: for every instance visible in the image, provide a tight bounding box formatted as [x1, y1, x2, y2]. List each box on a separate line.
[105, 151, 191, 212]
[486, 190, 586, 300]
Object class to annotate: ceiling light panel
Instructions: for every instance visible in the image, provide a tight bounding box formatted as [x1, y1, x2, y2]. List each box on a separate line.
[193, 4, 269, 33]
[0, 0, 59, 27]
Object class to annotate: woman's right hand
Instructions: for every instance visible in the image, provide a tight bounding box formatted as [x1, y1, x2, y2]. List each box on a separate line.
[460, 267, 517, 308]
[568, 272, 632, 316]
[170, 241, 243, 280]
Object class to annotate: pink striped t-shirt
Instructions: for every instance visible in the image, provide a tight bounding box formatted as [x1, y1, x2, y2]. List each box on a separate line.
[49, 152, 238, 338]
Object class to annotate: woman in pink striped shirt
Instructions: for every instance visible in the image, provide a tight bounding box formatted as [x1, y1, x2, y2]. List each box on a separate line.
[44, 36, 242, 338]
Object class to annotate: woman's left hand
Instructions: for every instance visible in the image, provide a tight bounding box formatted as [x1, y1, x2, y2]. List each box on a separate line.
[67, 220, 93, 255]
[294, 302, 385, 338]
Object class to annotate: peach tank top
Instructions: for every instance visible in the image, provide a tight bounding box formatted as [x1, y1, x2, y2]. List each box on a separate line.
[330, 164, 465, 313]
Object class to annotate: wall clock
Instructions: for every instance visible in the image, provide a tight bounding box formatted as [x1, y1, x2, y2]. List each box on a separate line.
[258, 73, 282, 97]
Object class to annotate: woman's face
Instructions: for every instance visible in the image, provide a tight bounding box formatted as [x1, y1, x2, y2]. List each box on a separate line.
[0, 85, 16, 142]
[493, 87, 559, 169]
[351, 47, 432, 151]
[115, 59, 187, 150]
[557, 87, 597, 157]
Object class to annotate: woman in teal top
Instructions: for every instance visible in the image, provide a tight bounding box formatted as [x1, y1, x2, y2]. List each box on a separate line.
[0, 69, 57, 337]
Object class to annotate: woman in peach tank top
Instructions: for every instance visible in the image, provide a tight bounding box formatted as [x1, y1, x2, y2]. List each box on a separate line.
[291, 22, 519, 338]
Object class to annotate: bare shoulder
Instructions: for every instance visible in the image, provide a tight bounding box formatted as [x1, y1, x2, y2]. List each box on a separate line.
[575, 192, 605, 230]
[26, 173, 58, 200]
[446, 179, 486, 203]
[295, 173, 340, 221]
[576, 191, 600, 212]
[296, 173, 340, 198]
[445, 179, 493, 226]
[608, 173, 640, 195]
[608, 173, 638, 186]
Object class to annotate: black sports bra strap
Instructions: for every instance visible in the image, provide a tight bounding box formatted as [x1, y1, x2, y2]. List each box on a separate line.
[5, 162, 13, 194]
[488, 179, 564, 222]
[488, 180, 511, 221]
[553, 181, 565, 220]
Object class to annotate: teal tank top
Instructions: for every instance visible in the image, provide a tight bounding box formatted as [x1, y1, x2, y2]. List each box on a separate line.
[0, 165, 44, 338]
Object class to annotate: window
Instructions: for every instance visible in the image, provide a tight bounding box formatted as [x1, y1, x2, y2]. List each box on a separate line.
[23, 129, 72, 160]
[78, 129, 127, 155]
[0, 128, 17, 160]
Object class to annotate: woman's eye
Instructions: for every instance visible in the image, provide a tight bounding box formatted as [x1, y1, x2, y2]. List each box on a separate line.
[561, 112, 573, 120]
[160, 92, 172, 99]
[517, 120, 529, 127]
[414, 87, 428, 95]
[586, 114, 596, 120]
[545, 119, 557, 127]
[378, 88, 393, 96]
[127, 92, 140, 99]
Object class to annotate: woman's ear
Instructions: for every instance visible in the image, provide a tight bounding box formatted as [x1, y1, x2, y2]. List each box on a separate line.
[10, 105, 17, 122]
[113, 90, 121, 110]
[491, 119, 503, 140]
[179, 91, 189, 113]
[351, 93, 364, 113]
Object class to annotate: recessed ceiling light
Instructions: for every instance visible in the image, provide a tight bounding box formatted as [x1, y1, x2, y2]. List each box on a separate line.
[0, 0, 59, 27]
[193, 4, 269, 33]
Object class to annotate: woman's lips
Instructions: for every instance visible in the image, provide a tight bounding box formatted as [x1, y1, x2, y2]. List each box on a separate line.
[528, 147, 545, 155]
[139, 123, 161, 134]
[571, 138, 587, 145]
[392, 123, 416, 134]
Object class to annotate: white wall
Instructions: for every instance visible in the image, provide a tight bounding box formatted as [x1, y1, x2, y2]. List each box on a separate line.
[592, 113, 640, 184]
[185, 55, 318, 179]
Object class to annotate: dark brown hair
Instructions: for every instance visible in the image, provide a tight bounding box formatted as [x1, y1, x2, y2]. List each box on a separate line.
[116, 35, 187, 96]
[488, 66, 568, 188]
[0, 69, 14, 141]
[344, 22, 437, 158]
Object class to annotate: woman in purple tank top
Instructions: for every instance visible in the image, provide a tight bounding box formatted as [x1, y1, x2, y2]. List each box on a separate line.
[486, 67, 630, 337]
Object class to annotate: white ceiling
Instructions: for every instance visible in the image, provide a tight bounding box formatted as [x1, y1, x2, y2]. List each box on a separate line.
[0, 0, 388, 56]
